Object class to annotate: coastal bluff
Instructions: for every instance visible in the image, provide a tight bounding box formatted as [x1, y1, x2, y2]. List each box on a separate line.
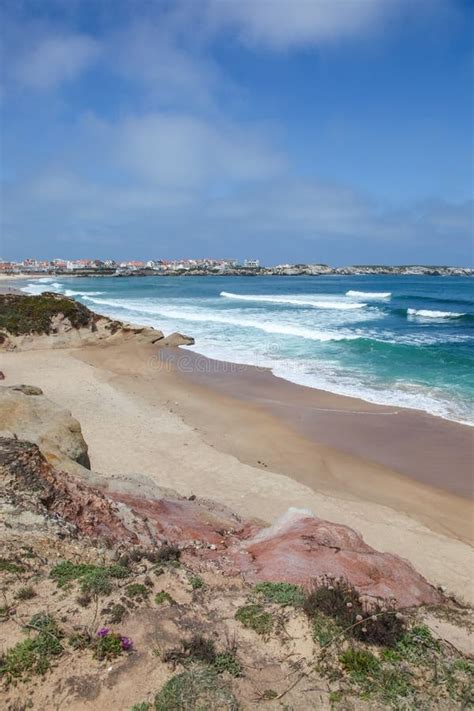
[0, 291, 164, 350]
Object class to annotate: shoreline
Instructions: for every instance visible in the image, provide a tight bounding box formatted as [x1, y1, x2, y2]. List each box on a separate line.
[160, 348, 474, 500]
[6, 274, 473, 430]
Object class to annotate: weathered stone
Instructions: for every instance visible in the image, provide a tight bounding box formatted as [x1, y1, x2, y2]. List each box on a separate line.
[229, 509, 443, 607]
[157, 332, 195, 347]
[0, 386, 90, 468]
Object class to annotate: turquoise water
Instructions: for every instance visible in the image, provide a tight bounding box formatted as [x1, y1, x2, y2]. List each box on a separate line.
[24, 274, 474, 424]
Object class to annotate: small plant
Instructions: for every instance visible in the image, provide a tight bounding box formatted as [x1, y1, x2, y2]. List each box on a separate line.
[92, 628, 133, 660]
[68, 632, 92, 650]
[130, 704, 150, 711]
[189, 576, 204, 590]
[0, 614, 63, 681]
[157, 544, 181, 563]
[107, 603, 127, 623]
[15, 586, 36, 601]
[303, 577, 405, 647]
[214, 651, 242, 677]
[340, 648, 381, 676]
[126, 584, 150, 600]
[254, 581, 304, 607]
[108, 564, 131, 579]
[154, 667, 238, 711]
[235, 604, 273, 635]
[155, 591, 176, 605]
[0, 558, 24, 574]
[50, 560, 131, 597]
[261, 689, 278, 700]
[80, 569, 113, 596]
[312, 614, 341, 646]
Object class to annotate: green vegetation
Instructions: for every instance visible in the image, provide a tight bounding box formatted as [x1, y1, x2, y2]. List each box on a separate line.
[93, 633, 124, 661]
[235, 604, 273, 635]
[312, 614, 342, 646]
[68, 632, 92, 650]
[333, 624, 474, 708]
[154, 666, 238, 711]
[130, 704, 151, 711]
[126, 583, 150, 600]
[0, 614, 62, 682]
[50, 560, 131, 596]
[189, 575, 204, 590]
[0, 293, 95, 336]
[213, 652, 242, 678]
[15, 586, 37, 601]
[0, 558, 24, 574]
[303, 577, 405, 647]
[163, 635, 242, 679]
[107, 603, 127, 623]
[155, 591, 176, 605]
[254, 581, 304, 607]
[340, 648, 381, 676]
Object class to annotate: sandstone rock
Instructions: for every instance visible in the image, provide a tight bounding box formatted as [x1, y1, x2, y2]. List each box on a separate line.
[7, 384, 43, 395]
[230, 508, 443, 608]
[156, 332, 195, 347]
[0, 438, 150, 545]
[0, 386, 90, 469]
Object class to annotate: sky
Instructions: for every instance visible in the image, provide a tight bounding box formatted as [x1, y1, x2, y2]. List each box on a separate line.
[0, 0, 473, 265]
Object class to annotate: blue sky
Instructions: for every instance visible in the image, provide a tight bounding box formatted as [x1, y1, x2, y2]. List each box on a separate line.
[1, 0, 473, 265]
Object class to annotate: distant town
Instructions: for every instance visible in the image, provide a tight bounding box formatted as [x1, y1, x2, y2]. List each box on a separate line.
[0, 257, 472, 277]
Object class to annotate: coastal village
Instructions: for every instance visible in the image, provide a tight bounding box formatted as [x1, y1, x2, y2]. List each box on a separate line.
[0, 257, 472, 277]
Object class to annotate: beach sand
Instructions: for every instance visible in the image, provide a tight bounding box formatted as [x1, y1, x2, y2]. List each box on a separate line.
[1, 339, 473, 604]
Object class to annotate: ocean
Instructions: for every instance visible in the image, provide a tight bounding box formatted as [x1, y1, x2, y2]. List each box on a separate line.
[23, 274, 474, 425]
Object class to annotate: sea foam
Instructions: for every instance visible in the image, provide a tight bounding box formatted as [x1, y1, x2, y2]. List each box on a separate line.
[407, 308, 465, 319]
[220, 291, 366, 310]
[346, 290, 391, 299]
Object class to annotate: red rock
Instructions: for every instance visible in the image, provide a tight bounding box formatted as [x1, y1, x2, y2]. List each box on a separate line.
[228, 509, 443, 608]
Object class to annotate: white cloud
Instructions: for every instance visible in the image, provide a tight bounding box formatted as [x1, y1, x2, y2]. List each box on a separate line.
[204, 0, 395, 49]
[113, 112, 285, 188]
[13, 34, 100, 90]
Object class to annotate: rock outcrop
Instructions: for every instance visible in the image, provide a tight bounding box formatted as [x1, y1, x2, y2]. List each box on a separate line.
[152, 332, 195, 347]
[230, 509, 443, 608]
[0, 385, 90, 468]
[0, 292, 163, 350]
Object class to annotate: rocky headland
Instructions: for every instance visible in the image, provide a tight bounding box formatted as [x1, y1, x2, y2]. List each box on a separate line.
[0, 294, 472, 710]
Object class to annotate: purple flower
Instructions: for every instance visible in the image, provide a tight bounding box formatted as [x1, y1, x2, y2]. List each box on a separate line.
[120, 636, 133, 651]
[97, 627, 110, 638]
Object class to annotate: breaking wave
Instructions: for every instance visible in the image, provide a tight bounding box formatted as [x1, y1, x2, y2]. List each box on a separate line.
[346, 290, 391, 299]
[407, 308, 465, 320]
[220, 291, 366, 309]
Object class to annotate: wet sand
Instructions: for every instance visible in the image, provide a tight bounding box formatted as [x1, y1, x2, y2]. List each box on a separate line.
[160, 349, 474, 500]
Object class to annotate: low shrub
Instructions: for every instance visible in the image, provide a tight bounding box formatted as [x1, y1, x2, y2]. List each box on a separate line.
[303, 577, 405, 647]
[235, 604, 273, 635]
[15, 586, 36, 601]
[126, 584, 150, 600]
[93, 628, 133, 660]
[189, 576, 204, 590]
[0, 614, 63, 681]
[254, 581, 304, 607]
[155, 591, 176, 605]
[154, 666, 238, 711]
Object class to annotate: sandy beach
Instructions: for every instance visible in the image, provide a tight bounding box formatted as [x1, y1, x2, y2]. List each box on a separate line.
[1, 336, 473, 604]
